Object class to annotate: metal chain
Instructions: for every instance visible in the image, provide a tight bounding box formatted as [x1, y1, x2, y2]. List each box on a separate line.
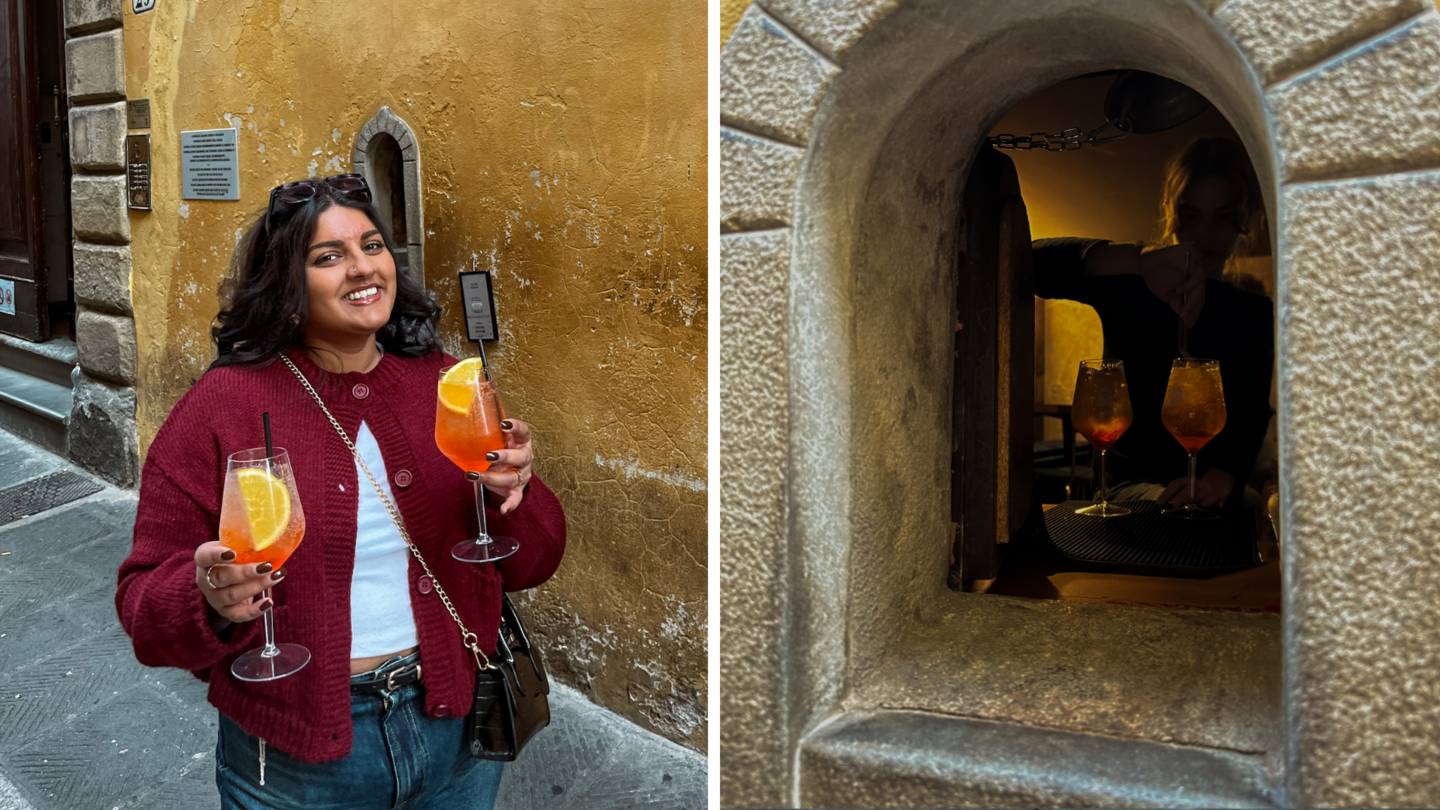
[279, 355, 496, 670]
[990, 127, 1086, 151]
[988, 118, 1133, 151]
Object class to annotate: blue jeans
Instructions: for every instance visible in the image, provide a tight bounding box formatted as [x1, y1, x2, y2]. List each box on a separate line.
[215, 653, 503, 809]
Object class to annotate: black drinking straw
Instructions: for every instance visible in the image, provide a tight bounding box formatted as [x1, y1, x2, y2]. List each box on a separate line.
[477, 340, 492, 382]
[263, 412, 274, 457]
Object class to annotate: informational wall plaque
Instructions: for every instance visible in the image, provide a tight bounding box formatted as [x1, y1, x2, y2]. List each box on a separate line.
[126, 134, 151, 211]
[180, 128, 239, 201]
[459, 271, 499, 342]
[132, 0, 155, 14]
[127, 99, 150, 129]
[0, 280, 13, 317]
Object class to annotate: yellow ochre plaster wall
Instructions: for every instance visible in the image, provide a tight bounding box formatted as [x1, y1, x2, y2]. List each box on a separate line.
[124, 0, 707, 750]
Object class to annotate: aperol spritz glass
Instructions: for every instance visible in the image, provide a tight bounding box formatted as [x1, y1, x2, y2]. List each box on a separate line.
[1071, 359, 1134, 517]
[1160, 357, 1227, 520]
[435, 359, 520, 563]
[220, 448, 309, 681]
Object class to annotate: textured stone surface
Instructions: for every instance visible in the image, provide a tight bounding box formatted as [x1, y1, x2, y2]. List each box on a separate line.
[1270, 13, 1440, 182]
[721, 0, 1440, 805]
[760, 0, 900, 63]
[1281, 170, 1440, 807]
[72, 243, 133, 314]
[62, 0, 122, 34]
[68, 102, 126, 170]
[64, 30, 124, 103]
[75, 309, 136, 385]
[719, 0, 1288, 803]
[719, 229, 791, 809]
[720, 128, 805, 232]
[68, 372, 138, 486]
[71, 175, 129, 243]
[851, 593, 1282, 755]
[720, 5, 840, 146]
[800, 711, 1274, 809]
[1216, 0, 1427, 85]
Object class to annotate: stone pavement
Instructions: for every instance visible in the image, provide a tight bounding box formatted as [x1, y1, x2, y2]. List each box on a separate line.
[0, 432, 706, 809]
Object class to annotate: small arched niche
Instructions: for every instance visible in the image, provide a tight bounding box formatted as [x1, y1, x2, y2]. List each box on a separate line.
[353, 106, 425, 288]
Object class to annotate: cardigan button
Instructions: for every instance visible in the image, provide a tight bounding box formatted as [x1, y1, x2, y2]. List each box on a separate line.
[434, 704, 451, 718]
[417, 576, 433, 594]
[352, 383, 370, 400]
[394, 469, 413, 488]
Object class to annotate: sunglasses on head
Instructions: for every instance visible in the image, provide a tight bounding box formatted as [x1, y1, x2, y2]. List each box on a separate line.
[263, 173, 372, 234]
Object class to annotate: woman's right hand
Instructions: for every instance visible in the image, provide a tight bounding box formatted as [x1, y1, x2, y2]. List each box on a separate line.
[194, 541, 285, 628]
[1139, 243, 1205, 327]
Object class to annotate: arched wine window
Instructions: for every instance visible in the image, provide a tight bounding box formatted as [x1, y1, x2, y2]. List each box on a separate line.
[352, 106, 425, 288]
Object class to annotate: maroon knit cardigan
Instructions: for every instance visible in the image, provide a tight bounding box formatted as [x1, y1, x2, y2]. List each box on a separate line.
[116, 348, 567, 762]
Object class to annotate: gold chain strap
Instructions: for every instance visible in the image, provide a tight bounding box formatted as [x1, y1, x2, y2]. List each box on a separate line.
[279, 355, 494, 670]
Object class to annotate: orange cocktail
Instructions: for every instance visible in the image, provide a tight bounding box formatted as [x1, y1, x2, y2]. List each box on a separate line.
[435, 364, 506, 474]
[219, 447, 310, 681]
[435, 359, 519, 563]
[218, 460, 306, 569]
[1161, 360, 1227, 454]
[1071, 359, 1133, 517]
[1161, 358, 1227, 519]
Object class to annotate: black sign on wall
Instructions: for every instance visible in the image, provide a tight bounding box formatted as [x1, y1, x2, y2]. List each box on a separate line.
[459, 270, 499, 342]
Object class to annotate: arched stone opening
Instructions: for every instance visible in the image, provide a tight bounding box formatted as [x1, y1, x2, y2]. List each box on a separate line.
[352, 106, 425, 288]
[722, 0, 1440, 806]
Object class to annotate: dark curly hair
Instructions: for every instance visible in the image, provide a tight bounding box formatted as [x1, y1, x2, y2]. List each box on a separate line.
[209, 185, 441, 370]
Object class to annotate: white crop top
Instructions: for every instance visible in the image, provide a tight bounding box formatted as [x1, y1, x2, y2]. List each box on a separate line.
[349, 422, 420, 658]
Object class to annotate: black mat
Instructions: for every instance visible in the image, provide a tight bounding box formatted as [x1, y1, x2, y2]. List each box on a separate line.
[0, 470, 104, 527]
[1039, 499, 1260, 578]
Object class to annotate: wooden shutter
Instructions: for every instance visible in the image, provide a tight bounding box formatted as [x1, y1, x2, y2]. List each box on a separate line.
[949, 147, 1034, 587]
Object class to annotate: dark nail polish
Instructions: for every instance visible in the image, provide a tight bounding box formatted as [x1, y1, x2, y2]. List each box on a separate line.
[256, 562, 274, 574]
[500, 420, 514, 430]
[271, 567, 286, 582]
[259, 599, 274, 613]
[486, 451, 500, 462]
[220, 550, 236, 562]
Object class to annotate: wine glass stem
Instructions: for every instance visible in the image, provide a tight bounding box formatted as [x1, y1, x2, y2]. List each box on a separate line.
[259, 588, 278, 658]
[473, 479, 493, 546]
[1188, 453, 1198, 507]
[1098, 448, 1109, 507]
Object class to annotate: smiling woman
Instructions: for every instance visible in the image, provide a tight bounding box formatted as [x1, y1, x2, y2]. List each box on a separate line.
[116, 174, 568, 809]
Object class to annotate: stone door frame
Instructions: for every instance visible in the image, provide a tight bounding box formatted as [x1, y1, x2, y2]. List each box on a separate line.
[721, 0, 1440, 806]
[65, 0, 139, 487]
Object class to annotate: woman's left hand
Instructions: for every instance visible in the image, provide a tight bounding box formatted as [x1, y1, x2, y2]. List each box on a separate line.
[477, 419, 534, 514]
[1158, 467, 1235, 508]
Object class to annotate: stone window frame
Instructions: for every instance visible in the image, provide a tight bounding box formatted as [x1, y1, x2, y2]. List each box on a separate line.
[352, 106, 425, 289]
[720, 0, 1440, 807]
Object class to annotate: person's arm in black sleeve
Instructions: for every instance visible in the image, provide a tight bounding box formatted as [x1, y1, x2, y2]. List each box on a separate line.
[1200, 294, 1275, 506]
[1032, 237, 1112, 303]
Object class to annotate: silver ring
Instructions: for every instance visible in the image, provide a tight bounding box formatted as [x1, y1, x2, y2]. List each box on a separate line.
[515, 469, 523, 489]
[206, 564, 222, 591]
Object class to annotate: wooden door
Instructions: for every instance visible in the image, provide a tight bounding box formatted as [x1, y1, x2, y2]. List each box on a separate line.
[0, 0, 48, 341]
[949, 147, 1034, 587]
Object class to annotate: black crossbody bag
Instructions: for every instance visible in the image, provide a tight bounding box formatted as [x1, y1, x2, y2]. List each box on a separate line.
[284, 355, 551, 761]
